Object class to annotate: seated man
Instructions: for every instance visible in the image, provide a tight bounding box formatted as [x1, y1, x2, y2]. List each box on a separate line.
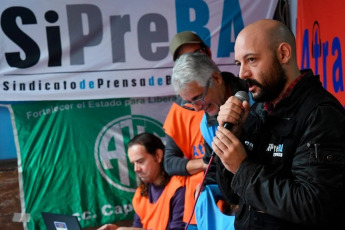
[97, 132, 185, 230]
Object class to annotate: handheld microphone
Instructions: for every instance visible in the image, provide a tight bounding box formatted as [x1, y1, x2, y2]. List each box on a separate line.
[209, 91, 249, 158]
[223, 91, 249, 130]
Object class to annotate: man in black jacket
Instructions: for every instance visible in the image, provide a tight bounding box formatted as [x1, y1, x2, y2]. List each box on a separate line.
[213, 19, 345, 229]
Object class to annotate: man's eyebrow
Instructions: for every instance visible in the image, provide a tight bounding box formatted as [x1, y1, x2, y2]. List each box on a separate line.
[191, 93, 202, 101]
[134, 157, 143, 162]
[130, 157, 143, 164]
[234, 53, 256, 63]
[244, 53, 256, 58]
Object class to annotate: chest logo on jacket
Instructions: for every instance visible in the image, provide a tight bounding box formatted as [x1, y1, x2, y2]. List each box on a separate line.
[266, 143, 284, 157]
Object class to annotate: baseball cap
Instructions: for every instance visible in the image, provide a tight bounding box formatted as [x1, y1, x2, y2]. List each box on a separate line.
[169, 31, 204, 61]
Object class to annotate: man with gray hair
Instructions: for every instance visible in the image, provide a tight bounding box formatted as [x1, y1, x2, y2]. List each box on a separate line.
[172, 52, 247, 118]
[171, 52, 248, 229]
[163, 31, 213, 229]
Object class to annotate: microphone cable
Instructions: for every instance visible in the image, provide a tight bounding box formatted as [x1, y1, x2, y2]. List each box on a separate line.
[184, 153, 215, 230]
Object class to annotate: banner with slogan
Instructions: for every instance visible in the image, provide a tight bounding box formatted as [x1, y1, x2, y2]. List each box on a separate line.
[4, 95, 175, 229]
[0, 0, 278, 101]
[296, 0, 345, 107]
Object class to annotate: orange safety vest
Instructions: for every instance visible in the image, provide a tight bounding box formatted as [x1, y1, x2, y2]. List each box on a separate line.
[163, 102, 205, 225]
[132, 176, 186, 230]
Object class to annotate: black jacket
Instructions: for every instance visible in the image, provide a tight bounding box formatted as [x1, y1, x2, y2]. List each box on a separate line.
[218, 69, 345, 229]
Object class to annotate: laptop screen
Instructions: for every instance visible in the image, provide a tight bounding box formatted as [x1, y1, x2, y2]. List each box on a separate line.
[41, 212, 82, 230]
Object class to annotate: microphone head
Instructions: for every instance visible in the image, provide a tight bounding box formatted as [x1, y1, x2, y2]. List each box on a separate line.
[234, 91, 249, 102]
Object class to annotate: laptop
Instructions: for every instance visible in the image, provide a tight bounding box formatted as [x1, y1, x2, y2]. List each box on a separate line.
[41, 212, 82, 230]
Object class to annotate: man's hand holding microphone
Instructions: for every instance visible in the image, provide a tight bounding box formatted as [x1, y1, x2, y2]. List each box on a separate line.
[212, 91, 251, 174]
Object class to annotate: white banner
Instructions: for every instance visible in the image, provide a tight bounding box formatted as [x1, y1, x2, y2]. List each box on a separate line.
[0, 0, 278, 101]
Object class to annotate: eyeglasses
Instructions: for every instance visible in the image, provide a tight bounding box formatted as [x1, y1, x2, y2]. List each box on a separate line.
[181, 78, 211, 109]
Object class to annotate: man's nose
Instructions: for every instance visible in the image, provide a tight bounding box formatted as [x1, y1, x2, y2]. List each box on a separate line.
[192, 103, 203, 111]
[134, 163, 140, 172]
[239, 65, 250, 80]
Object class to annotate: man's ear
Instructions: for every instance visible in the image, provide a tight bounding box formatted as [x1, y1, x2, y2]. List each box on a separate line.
[155, 149, 164, 163]
[278, 42, 292, 64]
[206, 46, 212, 58]
[212, 71, 223, 84]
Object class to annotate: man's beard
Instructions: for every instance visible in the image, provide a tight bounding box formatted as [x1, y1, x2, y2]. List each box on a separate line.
[246, 57, 287, 102]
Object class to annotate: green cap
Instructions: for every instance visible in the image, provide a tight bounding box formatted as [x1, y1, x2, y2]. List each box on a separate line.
[169, 31, 203, 61]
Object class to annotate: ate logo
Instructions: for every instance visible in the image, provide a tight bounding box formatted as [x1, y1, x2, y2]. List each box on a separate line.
[94, 115, 165, 192]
